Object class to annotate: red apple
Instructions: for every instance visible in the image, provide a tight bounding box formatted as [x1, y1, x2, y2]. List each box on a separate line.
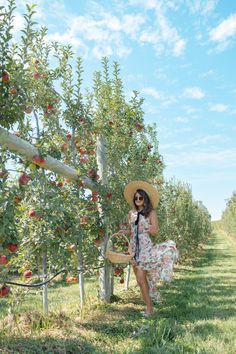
[32, 155, 46, 167]
[18, 173, 31, 185]
[108, 120, 114, 126]
[92, 191, 99, 202]
[66, 276, 77, 283]
[9, 87, 17, 94]
[7, 243, 18, 253]
[66, 133, 72, 140]
[0, 286, 10, 297]
[33, 72, 41, 79]
[134, 122, 143, 131]
[114, 267, 123, 276]
[47, 104, 54, 110]
[2, 71, 10, 83]
[80, 156, 88, 164]
[79, 147, 86, 155]
[61, 143, 69, 151]
[106, 193, 112, 200]
[0, 255, 8, 265]
[57, 181, 64, 187]
[120, 278, 125, 284]
[88, 168, 96, 178]
[23, 270, 32, 279]
[28, 210, 36, 217]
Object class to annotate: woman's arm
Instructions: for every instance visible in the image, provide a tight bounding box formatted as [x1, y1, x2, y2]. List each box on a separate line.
[148, 210, 159, 237]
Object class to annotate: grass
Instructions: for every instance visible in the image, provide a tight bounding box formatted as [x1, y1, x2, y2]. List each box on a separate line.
[0, 226, 236, 353]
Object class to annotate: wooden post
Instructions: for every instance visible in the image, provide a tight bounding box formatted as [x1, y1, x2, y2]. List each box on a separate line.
[96, 134, 111, 302]
[0, 127, 93, 188]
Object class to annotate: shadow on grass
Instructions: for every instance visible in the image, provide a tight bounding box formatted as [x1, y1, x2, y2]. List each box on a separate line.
[78, 234, 236, 352]
[0, 335, 99, 354]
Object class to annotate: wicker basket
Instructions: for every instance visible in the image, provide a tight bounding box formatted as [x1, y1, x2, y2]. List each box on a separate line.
[105, 233, 133, 264]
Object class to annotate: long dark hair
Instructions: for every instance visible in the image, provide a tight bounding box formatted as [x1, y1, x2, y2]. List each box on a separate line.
[133, 189, 153, 217]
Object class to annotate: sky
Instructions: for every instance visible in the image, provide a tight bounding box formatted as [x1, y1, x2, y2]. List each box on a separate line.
[2, 0, 236, 220]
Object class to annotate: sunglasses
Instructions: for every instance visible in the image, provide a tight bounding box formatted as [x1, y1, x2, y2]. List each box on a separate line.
[134, 196, 144, 201]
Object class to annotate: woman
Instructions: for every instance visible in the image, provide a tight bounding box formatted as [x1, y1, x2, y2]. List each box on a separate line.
[121, 180, 178, 317]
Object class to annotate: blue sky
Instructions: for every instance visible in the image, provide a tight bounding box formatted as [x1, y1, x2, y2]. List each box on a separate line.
[5, 0, 236, 220]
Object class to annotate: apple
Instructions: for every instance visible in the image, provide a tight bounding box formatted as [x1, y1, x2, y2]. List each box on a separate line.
[68, 244, 77, 252]
[61, 143, 69, 151]
[120, 278, 125, 284]
[28, 210, 36, 217]
[66, 276, 78, 283]
[57, 181, 64, 187]
[92, 191, 99, 202]
[79, 147, 86, 155]
[108, 120, 114, 126]
[7, 243, 18, 253]
[2, 71, 10, 83]
[47, 104, 54, 110]
[0, 255, 8, 265]
[87, 149, 95, 155]
[114, 267, 123, 276]
[80, 156, 88, 164]
[88, 168, 96, 178]
[18, 173, 31, 185]
[23, 270, 32, 279]
[93, 238, 103, 247]
[9, 87, 17, 94]
[66, 133, 72, 140]
[106, 193, 112, 200]
[32, 155, 46, 167]
[0, 286, 10, 297]
[134, 122, 143, 131]
[33, 72, 41, 79]
[79, 118, 86, 124]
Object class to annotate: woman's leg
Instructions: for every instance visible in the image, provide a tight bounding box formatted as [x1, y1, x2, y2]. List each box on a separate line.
[133, 266, 153, 314]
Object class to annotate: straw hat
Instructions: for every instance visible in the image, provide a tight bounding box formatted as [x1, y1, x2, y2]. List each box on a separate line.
[124, 180, 160, 208]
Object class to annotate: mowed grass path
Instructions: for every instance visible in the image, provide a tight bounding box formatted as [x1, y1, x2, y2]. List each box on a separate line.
[0, 227, 236, 353]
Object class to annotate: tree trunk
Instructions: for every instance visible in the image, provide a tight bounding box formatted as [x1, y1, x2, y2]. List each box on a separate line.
[78, 248, 85, 307]
[96, 134, 111, 302]
[0, 127, 93, 188]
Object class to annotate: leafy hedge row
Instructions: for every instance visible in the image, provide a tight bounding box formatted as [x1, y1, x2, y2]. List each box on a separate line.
[221, 192, 236, 238]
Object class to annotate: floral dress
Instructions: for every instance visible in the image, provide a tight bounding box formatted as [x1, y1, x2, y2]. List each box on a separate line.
[129, 210, 178, 302]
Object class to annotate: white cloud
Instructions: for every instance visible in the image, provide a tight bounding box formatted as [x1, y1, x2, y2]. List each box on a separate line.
[209, 13, 236, 42]
[165, 148, 236, 167]
[142, 87, 161, 100]
[209, 103, 228, 112]
[142, 87, 176, 106]
[183, 87, 205, 99]
[186, 0, 218, 16]
[174, 116, 189, 123]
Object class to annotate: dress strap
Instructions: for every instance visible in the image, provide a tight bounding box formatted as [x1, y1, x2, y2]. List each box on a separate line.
[134, 210, 144, 261]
